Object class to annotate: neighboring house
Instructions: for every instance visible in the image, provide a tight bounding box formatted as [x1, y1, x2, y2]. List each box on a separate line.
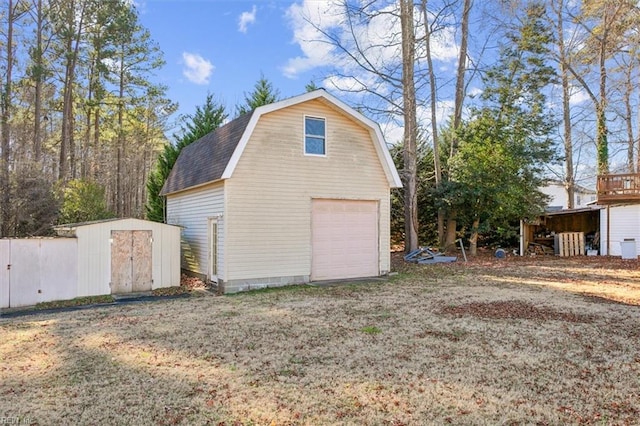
[521, 174, 640, 258]
[160, 90, 402, 293]
[596, 173, 640, 257]
[541, 180, 597, 210]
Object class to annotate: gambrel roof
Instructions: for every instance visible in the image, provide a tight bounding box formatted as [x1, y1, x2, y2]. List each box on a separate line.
[160, 111, 254, 195]
[160, 89, 402, 196]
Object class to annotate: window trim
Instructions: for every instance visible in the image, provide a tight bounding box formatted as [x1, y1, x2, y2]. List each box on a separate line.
[303, 115, 327, 156]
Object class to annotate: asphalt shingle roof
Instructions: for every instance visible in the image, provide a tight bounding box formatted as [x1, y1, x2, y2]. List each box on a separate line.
[160, 111, 254, 195]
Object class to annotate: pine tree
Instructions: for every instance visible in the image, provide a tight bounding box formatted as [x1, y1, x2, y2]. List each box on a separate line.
[145, 94, 227, 222]
[236, 73, 280, 116]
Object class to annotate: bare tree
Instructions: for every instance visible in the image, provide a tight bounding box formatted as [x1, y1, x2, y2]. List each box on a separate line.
[444, 0, 471, 251]
[569, 0, 638, 175]
[1, 0, 29, 236]
[298, 1, 421, 251]
[400, 0, 419, 252]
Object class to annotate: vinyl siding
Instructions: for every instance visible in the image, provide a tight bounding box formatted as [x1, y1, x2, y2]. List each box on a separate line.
[225, 99, 391, 281]
[600, 204, 640, 256]
[166, 182, 225, 280]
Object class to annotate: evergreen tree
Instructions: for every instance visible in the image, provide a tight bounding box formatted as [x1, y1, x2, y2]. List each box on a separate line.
[445, 3, 558, 254]
[236, 73, 280, 116]
[59, 179, 115, 224]
[145, 94, 227, 222]
[305, 80, 319, 92]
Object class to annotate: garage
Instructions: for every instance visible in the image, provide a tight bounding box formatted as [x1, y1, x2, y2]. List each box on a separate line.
[311, 199, 379, 281]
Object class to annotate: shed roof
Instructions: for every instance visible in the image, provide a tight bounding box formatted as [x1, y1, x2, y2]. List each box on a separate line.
[54, 218, 181, 232]
[160, 89, 402, 196]
[542, 205, 603, 216]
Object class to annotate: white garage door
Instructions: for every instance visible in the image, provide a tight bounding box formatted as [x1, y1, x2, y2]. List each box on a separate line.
[311, 199, 379, 281]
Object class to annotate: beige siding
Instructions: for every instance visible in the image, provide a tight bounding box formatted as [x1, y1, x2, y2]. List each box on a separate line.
[166, 182, 225, 280]
[225, 99, 391, 283]
[75, 218, 180, 296]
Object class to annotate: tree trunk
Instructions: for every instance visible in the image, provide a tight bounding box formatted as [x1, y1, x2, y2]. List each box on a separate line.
[469, 217, 480, 257]
[445, 216, 457, 253]
[91, 108, 100, 179]
[420, 0, 445, 245]
[116, 43, 126, 217]
[1, 0, 15, 237]
[33, 0, 44, 164]
[445, 0, 471, 252]
[596, 12, 609, 175]
[400, 0, 419, 253]
[623, 64, 635, 172]
[556, 0, 575, 208]
[451, 0, 470, 150]
[59, 0, 85, 182]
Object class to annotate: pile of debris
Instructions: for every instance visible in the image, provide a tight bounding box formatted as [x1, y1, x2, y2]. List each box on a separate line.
[404, 247, 457, 264]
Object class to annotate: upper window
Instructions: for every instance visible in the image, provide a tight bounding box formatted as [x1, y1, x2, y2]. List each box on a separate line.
[304, 116, 326, 155]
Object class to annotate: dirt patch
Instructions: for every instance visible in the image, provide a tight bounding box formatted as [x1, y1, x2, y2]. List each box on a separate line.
[439, 300, 595, 323]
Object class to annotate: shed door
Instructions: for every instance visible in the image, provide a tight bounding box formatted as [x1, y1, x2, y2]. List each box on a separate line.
[111, 230, 152, 293]
[311, 199, 379, 281]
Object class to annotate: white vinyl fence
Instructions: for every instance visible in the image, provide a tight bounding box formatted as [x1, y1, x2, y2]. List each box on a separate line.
[0, 238, 78, 309]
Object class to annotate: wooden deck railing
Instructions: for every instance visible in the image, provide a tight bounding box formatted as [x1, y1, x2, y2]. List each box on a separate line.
[597, 173, 640, 203]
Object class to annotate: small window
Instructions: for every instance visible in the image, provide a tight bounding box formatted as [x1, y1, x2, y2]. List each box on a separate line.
[305, 116, 325, 155]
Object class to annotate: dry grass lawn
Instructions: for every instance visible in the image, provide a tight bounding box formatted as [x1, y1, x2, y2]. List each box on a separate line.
[1, 255, 639, 425]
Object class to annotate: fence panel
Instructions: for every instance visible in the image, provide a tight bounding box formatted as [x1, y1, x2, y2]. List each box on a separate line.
[0, 240, 9, 308]
[10, 240, 43, 307]
[0, 239, 78, 309]
[40, 239, 77, 303]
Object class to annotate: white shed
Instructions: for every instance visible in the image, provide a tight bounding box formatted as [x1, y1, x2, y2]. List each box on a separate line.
[55, 218, 181, 296]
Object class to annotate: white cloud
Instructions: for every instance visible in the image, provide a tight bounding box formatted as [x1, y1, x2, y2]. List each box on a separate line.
[569, 86, 590, 105]
[238, 5, 257, 33]
[283, 1, 460, 79]
[282, 1, 343, 78]
[181, 52, 214, 85]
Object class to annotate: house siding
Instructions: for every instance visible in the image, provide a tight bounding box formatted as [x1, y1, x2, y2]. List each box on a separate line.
[166, 182, 225, 281]
[224, 99, 390, 291]
[600, 204, 640, 256]
[541, 183, 596, 209]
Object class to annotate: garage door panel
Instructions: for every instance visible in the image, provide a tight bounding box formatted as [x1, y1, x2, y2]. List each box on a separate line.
[311, 199, 379, 281]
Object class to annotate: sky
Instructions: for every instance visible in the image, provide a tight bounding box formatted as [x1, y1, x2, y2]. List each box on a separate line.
[136, 0, 329, 125]
[135, 0, 473, 145]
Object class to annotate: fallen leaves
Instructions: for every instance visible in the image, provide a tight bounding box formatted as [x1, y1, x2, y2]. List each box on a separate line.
[438, 301, 595, 323]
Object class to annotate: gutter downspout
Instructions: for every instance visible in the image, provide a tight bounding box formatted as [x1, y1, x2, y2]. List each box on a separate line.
[606, 205, 610, 255]
[519, 220, 524, 256]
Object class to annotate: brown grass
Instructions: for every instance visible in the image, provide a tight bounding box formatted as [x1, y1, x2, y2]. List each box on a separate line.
[1, 255, 639, 425]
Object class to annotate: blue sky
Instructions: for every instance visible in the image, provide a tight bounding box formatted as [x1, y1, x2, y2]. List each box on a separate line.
[135, 1, 609, 185]
[135, 0, 469, 144]
[137, 1, 323, 122]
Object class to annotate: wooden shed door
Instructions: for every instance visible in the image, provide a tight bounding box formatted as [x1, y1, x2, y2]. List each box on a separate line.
[111, 230, 152, 293]
[311, 199, 379, 281]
